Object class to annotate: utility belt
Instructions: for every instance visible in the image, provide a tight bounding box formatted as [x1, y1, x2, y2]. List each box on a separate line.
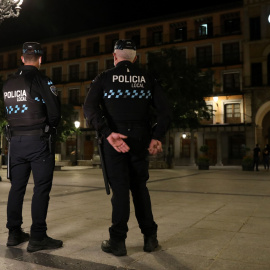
[11, 129, 43, 137]
[112, 121, 152, 142]
[5, 125, 56, 164]
[6, 123, 51, 138]
[113, 121, 150, 130]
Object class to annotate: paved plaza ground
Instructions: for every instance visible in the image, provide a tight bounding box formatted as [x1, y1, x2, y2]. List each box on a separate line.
[0, 165, 270, 269]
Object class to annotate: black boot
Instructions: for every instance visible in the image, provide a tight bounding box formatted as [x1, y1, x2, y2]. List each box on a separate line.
[27, 235, 63, 253]
[7, 228, 30, 246]
[101, 238, 127, 256]
[143, 234, 158, 252]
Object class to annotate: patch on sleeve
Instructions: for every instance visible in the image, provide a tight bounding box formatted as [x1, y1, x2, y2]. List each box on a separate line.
[50, 85, 58, 96]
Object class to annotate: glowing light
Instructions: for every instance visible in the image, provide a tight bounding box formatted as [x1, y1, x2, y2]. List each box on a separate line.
[0, 0, 24, 24]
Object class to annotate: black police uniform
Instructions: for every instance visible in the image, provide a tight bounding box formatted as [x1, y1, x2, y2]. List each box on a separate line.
[83, 41, 171, 242]
[2, 43, 61, 240]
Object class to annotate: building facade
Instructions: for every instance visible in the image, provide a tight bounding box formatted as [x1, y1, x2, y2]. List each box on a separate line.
[1, 0, 270, 166]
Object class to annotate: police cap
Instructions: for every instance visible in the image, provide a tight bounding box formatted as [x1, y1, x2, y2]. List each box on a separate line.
[114, 40, 136, 51]
[22, 42, 43, 55]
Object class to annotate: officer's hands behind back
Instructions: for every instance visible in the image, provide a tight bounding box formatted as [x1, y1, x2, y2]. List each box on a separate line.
[148, 139, 163, 155]
[107, 132, 130, 153]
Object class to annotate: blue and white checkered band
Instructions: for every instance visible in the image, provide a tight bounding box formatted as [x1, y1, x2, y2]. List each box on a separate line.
[103, 89, 151, 99]
[6, 104, 29, 114]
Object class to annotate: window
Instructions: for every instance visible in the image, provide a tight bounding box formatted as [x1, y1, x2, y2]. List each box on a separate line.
[207, 105, 213, 119]
[93, 42, 99, 54]
[52, 44, 64, 61]
[250, 17, 261, 40]
[8, 53, 17, 69]
[69, 64, 80, 81]
[68, 41, 81, 58]
[52, 67, 62, 84]
[59, 48, 63, 60]
[196, 46, 212, 67]
[223, 42, 240, 65]
[105, 33, 119, 53]
[223, 73, 240, 93]
[106, 59, 114, 69]
[199, 24, 208, 36]
[153, 31, 163, 45]
[86, 37, 100, 56]
[69, 88, 79, 105]
[86, 62, 98, 80]
[225, 103, 241, 123]
[125, 30, 140, 47]
[251, 63, 262, 86]
[75, 45, 81, 58]
[221, 12, 241, 34]
[42, 47, 47, 63]
[175, 27, 187, 41]
[131, 35, 140, 47]
[196, 17, 213, 39]
[170, 22, 187, 42]
[147, 26, 163, 46]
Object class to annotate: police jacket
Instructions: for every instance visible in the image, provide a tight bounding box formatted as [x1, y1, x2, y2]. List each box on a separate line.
[83, 60, 171, 140]
[3, 65, 61, 130]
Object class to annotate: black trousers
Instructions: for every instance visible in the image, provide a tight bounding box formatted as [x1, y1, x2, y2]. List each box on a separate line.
[6, 135, 55, 239]
[102, 127, 157, 240]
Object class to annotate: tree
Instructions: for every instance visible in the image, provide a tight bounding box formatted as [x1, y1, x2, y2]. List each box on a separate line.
[147, 47, 214, 130]
[56, 104, 78, 142]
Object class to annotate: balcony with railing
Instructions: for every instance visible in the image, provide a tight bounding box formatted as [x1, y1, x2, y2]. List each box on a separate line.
[46, 52, 243, 85]
[243, 74, 270, 89]
[0, 22, 243, 72]
[200, 112, 251, 126]
[51, 70, 101, 84]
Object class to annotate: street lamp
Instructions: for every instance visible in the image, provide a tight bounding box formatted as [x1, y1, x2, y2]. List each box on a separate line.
[213, 96, 219, 107]
[74, 121, 80, 129]
[74, 121, 80, 165]
[0, 0, 24, 24]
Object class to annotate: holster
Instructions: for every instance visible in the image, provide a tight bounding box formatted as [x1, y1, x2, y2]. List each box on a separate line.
[44, 125, 57, 154]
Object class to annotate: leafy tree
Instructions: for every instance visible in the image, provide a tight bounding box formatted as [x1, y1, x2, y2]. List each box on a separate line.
[56, 103, 78, 142]
[147, 47, 214, 130]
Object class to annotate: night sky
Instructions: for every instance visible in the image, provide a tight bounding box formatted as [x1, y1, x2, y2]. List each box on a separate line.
[0, 0, 239, 48]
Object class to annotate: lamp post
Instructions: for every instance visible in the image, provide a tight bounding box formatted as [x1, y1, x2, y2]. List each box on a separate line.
[0, 0, 24, 24]
[74, 121, 80, 166]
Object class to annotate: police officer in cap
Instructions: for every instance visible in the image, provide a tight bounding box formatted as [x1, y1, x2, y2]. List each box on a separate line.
[84, 39, 171, 256]
[2, 42, 63, 252]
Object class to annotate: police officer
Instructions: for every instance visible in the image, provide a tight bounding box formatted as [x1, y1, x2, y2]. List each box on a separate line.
[2, 42, 63, 252]
[84, 39, 171, 256]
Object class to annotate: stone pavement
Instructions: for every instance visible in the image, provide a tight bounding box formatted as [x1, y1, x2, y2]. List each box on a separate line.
[0, 165, 270, 269]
